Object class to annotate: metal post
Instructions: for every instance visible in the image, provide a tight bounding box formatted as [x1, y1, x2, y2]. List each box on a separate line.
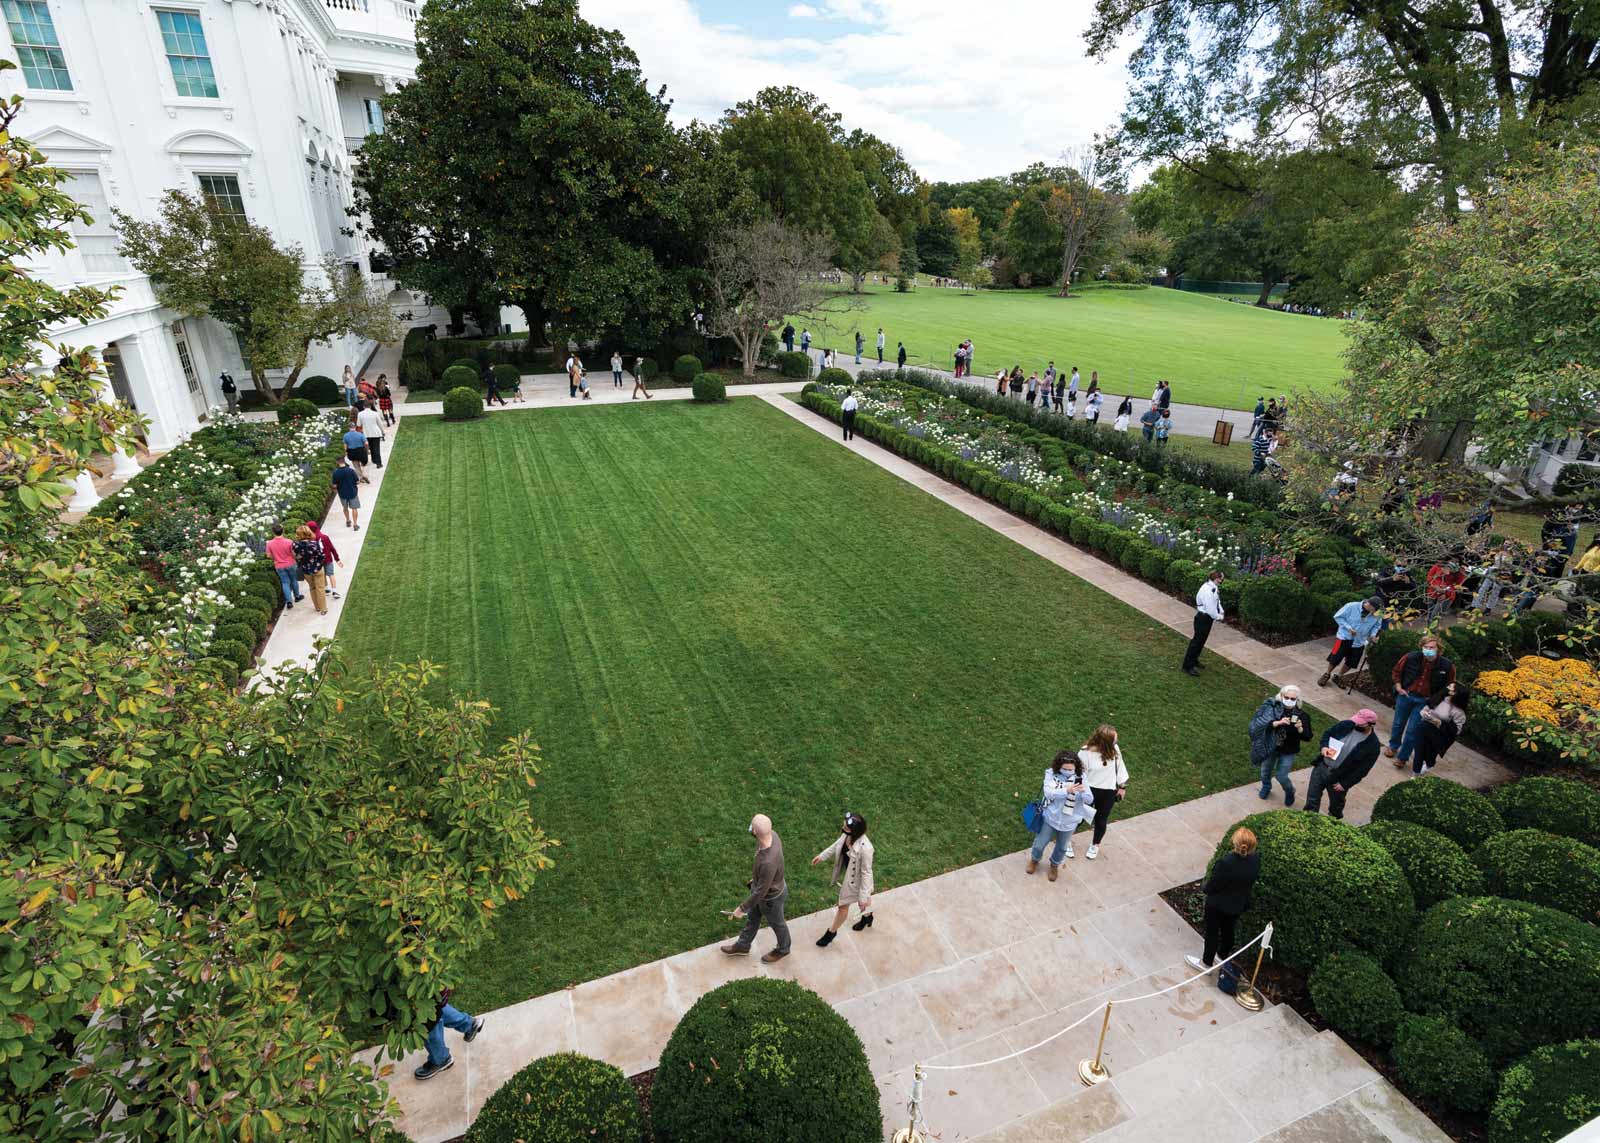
[891, 1063, 926, 1143]
[1077, 1002, 1114, 1085]
[1236, 941, 1268, 1012]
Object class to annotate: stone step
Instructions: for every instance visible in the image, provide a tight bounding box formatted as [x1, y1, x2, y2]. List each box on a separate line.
[1208, 1029, 1381, 1137]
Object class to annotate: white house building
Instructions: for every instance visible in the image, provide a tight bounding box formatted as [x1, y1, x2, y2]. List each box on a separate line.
[3, 0, 418, 498]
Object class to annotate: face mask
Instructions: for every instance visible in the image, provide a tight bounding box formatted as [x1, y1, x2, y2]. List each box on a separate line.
[1282, 698, 1298, 708]
[1422, 648, 1438, 660]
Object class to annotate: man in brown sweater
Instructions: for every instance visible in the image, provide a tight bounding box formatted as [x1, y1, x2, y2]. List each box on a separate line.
[721, 813, 791, 963]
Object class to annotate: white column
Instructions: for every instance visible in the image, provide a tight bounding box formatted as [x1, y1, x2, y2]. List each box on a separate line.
[111, 449, 142, 478]
[116, 324, 194, 450]
[67, 471, 101, 511]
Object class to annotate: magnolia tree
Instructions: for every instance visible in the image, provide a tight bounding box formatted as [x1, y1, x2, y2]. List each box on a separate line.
[705, 219, 852, 376]
[1049, 144, 1119, 296]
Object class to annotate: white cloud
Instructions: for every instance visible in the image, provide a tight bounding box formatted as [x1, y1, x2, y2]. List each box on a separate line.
[580, 0, 1130, 182]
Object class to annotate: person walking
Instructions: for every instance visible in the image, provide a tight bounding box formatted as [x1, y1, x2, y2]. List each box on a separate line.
[854, 330, 864, 364]
[220, 372, 238, 414]
[841, 389, 858, 441]
[331, 459, 361, 531]
[954, 342, 967, 378]
[1250, 430, 1274, 475]
[1114, 396, 1132, 432]
[1157, 380, 1172, 411]
[782, 324, 795, 354]
[1079, 724, 1128, 859]
[812, 811, 874, 945]
[1425, 561, 1467, 623]
[306, 520, 343, 599]
[1248, 686, 1312, 805]
[1008, 367, 1023, 399]
[265, 523, 302, 608]
[1154, 409, 1172, 445]
[292, 525, 329, 616]
[1085, 390, 1103, 425]
[484, 369, 507, 407]
[1025, 372, 1039, 407]
[896, 342, 907, 369]
[1304, 709, 1381, 819]
[343, 423, 370, 483]
[1386, 634, 1456, 769]
[1185, 828, 1260, 973]
[1182, 570, 1226, 676]
[630, 356, 653, 400]
[610, 351, 624, 388]
[1319, 596, 1384, 689]
[800, 329, 811, 359]
[1026, 750, 1095, 879]
[356, 402, 387, 467]
[376, 377, 395, 426]
[1139, 403, 1159, 442]
[995, 369, 1007, 396]
[876, 327, 885, 363]
[1472, 542, 1516, 613]
[1249, 396, 1266, 438]
[721, 813, 790, 963]
[1413, 682, 1469, 776]
[413, 989, 484, 1081]
[342, 364, 357, 408]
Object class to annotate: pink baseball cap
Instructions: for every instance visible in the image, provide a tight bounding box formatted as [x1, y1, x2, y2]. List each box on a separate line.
[1353, 709, 1379, 727]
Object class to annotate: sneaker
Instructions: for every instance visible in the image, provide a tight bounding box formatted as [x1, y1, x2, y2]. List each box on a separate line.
[327, 590, 341, 598]
[285, 599, 294, 609]
[1184, 955, 1210, 973]
[413, 1057, 454, 1081]
[1063, 843, 1075, 859]
[464, 1017, 484, 1043]
[1419, 764, 1431, 775]
[1316, 671, 1331, 687]
[1086, 845, 1099, 860]
[761, 949, 789, 964]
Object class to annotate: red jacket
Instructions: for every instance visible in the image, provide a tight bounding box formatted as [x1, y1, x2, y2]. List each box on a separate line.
[1426, 564, 1465, 601]
[307, 522, 339, 564]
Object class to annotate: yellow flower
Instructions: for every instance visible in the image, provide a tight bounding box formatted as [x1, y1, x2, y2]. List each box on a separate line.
[1514, 699, 1560, 725]
[1475, 670, 1523, 701]
[1553, 658, 1595, 681]
[1516, 655, 1559, 675]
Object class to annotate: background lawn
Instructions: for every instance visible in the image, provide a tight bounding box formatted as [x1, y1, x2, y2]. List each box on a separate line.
[794, 284, 1350, 410]
[339, 399, 1326, 1010]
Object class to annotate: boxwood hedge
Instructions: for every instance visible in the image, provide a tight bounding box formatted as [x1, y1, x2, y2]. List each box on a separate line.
[465, 1052, 641, 1143]
[1474, 828, 1600, 923]
[1307, 950, 1404, 1047]
[1490, 777, 1600, 848]
[1360, 819, 1483, 910]
[1391, 1014, 1494, 1112]
[1370, 776, 1504, 850]
[1490, 1040, 1600, 1143]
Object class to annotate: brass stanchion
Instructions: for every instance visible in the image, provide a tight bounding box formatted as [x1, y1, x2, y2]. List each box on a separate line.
[1235, 924, 1272, 1012]
[1077, 1002, 1114, 1086]
[891, 1063, 926, 1143]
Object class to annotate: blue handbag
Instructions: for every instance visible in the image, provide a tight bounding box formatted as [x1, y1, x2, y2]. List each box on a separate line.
[1021, 799, 1044, 834]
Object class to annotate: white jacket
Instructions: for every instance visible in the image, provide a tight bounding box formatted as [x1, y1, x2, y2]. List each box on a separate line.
[1078, 747, 1129, 791]
[815, 834, 875, 900]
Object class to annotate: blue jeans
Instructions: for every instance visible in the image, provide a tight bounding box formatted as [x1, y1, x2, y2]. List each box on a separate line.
[344, 386, 358, 407]
[1259, 753, 1295, 797]
[1031, 821, 1072, 865]
[426, 1003, 475, 1065]
[1389, 693, 1428, 760]
[275, 566, 298, 604]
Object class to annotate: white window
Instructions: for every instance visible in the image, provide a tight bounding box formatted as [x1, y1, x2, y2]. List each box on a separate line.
[61, 171, 124, 273]
[363, 97, 385, 136]
[156, 9, 218, 98]
[2, 0, 71, 90]
[196, 173, 245, 219]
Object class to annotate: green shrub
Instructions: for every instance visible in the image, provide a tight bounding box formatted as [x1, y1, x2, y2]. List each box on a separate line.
[399, 356, 431, 389]
[1392, 1014, 1494, 1112]
[1118, 539, 1150, 572]
[204, 657, 241, 686]
[275, 398, 320, 424]
[447, 357, 480, 377]
[1398, 895, 1600, 1062]
[1139, 547, 1172, 582]
[1104, 531, 1130, 562]
[442, 387, 484, 422]
[672, 354, 703, 383]
[1491, 777, 1600, 847]
[1309, 572, 1354, 599]
[1371, 776, 1504, 850]
[297, 374, 344, 405]
[652, 978, 880, 1143]
[1308, 950, 1404, 1046]
[815, 367, 852, 388]
[1357, 819, 1482, 910]
[1218, 577, 1243, 614]
[691, 373, 726, 403]
[1166, 559, 1203, 593]
[465, 1052, 641, 1143]
[208, 639, 252, 672]
[490, 363, 520, 392]
[1208, 811, 1414, 973]
[1490, 1040, 1600, 1143]
[215, 622, 256, 650]
[1475, 829, 1600, 922]
[440, 364, 479, 392]
[1239, 574, 1318, 636]
[1069, 516, 1092, 544]
[775, 351, 813, 379]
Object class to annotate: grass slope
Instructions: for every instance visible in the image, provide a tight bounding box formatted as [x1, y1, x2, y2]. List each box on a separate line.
[340, 399, 1311, 1010]
[796, 284, 1349, 410]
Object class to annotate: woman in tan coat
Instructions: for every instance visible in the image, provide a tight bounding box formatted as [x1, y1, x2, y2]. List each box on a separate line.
[812, 812, 874, 947]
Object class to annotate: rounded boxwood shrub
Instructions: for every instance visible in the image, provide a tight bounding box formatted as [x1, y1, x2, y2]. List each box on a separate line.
[1308, 950, 1404, 1046]
[1361, 819, 1483, 909]
[815, 367, 852, 388]
[440, 364, 480, 392]
[1309, 572, 1354, 599]
[1491, 776, 1600, 848]
[1166, 558, 1203, 593]
[1371, 776, 1504, 850]
[672, 353, 703, 383]
[1239, 574, 1318, 636]
[208, 639, 252, 671]
[1391, 1014, 1494, 1112]
[1208, 811, 1415, 974]
[490, 363, 520, 391]
[637, 356, 659, 381]
[465, 1052, 641, 1143]
[1490, 1040, 1600, 1143]
[399, 356, 431, 389]
[691, 373, 726, 403]
[1118, 539, 1150, 572]
[1104, 531, 1130, 562]
[276, 397, 320, 423]
[1139, 547, 1172, 583]
[447, 356, 481, 377]
[442, 386, 484, 422]
[652, 978, 879, 1143]
[775, 351, 813, 379]
[215, 621, 256, 650]
[1398, 895, 1600, 1062]
[297, 374, 344, 405]
[1475, 828, 1600, 922]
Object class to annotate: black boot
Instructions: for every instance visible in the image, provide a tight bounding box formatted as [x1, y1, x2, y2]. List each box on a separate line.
[815, 929, 837, 947]
[851, 913, 874, 932]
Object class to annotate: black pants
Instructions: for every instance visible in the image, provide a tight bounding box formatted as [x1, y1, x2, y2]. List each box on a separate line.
[1414, 721, 1456, 774]
[613, 370, 623, 387]
[1202, 904, 1239, 966]
[1182, 612, 1214, 670]
[877, 348, 883, 362]
[486, 389, 506, 406]
[1090, 790, 1117, 844]
[842, 410, 856, 441]
[367, 436, 383, 467]
[1303, 763, 1347, 819]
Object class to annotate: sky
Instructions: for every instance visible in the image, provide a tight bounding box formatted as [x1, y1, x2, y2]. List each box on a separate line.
[579, 0, 1132, 184]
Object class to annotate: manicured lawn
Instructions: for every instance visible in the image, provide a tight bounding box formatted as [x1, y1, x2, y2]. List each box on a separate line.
[338, 398, 1322, 1010]
[795, 284, 1350, 410]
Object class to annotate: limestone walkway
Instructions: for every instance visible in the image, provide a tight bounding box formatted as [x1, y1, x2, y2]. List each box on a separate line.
[333, 386, 1503, 1143]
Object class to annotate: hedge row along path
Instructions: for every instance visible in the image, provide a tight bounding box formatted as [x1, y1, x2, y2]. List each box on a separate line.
[303, 362, 1511, 1142]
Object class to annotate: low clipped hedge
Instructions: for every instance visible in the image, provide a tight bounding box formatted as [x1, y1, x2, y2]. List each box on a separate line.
[1208, 811, 1415, 973]
[1397, 895, 1600, 1062]
[1391, 1014, 1494, 1112]
[490, 363, 520, 392]
[691, 373, 726, 403]
[447, 356, 481, 377]
[297, 374, 344, 405]
[775, 351, 813, 379]
[815, 366, 853, 388]
[465, 1052, 642, 1143]
[1307, 950, 1403, 1047]
[1474, 828, 1600, 923]
[1360, 819, 1483, 909]
[1490, 1040, 1600, 1143]
[442, 386, 484, 422]
[1491, 776, 1600, 848]
[1370, 776, 1504, 851]
[1239, 575, 1319, 637]
[276, 397, 321, 423]
[652, 978, 879, 1143]
[399, 356, 431, 389]
[440, 364, 480, 392]
[672, 354, 703, 383]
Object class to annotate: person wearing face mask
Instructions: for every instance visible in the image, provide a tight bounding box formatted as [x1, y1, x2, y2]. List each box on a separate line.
[1304, 708, 1381, 819]
[1026, 749, 1095, 878]
[812, 812, 875, 945]
[1248, 685, 1313, 805]
[721, 813, 790, 963]
[1413, 682, 1470, 776]
[1386, 634, 1456, 769]
[1319, 596, 1385, 690]
[1078, 725, 1129, 860]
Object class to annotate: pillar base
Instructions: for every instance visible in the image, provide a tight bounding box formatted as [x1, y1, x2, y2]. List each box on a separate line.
[111, 449, 142, 478]
[67, 471, 102, 511]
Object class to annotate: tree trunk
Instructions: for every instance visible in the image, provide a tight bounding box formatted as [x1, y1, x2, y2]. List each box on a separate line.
[517, 296, 547, 355]
[1255, 277, 1277, 307]
[250, 366, 281, 404]
[851, 271, 866, 293]
[741, 332, 758, 377]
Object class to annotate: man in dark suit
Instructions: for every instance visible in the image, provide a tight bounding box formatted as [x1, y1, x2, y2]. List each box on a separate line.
[1303, 708, 1380, 819]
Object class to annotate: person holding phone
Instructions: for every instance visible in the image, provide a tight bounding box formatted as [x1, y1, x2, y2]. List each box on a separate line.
[1027, 750, 1095, 881]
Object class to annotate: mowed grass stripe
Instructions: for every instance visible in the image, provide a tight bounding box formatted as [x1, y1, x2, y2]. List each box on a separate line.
[338, 400, 1309, 1008]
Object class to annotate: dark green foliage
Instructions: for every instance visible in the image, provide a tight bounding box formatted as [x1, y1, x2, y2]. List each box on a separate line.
[1491, 777, 1600, 847]
[1167, 559, 1205, 596]
[652, 979, 880, 1143]
[1490, 1040, 1600, 1143]
[637, 357, 659, 381]
[672, 354, 703, 383]
[442, 387, 484, 422]
[1119, 539, 1151, 572]
[1139, 547, 1172, 582]
[1360, 819, 1482, 909]
[1217, 576, 1243, 614]
[1475, 829, 1600, 922]
[690, 373, 726, 403]
[1398, 896, 1600, 1062]
[1371, 776, 1504, 850]
[208, 639, 253, 672]
[490, 363, 520, 392]
[440, 364, 479, 392]
[297, 375, 344, 406]
[215, 622, 256, 651]
[400, 357, 432, 389]
[1308, 950, 1404, 1046]
[1309, 572, 1354, 598]
[1239, 574, 1318, 636]
[465, 1052, 642, 1143]
[1391, 1014, 1494, 1112]
[276, 398, 321, 423]
[775, 351, 813, 379]
[447, 357, 481, 377]
[1208, 811, 1414, 973]
[815, 367, 853, 388]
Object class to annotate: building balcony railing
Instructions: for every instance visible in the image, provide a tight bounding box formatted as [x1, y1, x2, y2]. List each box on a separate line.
[321, 0, 419, 41]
